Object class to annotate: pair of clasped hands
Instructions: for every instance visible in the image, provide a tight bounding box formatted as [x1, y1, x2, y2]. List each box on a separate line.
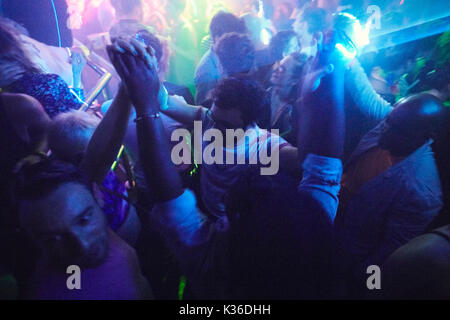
[107, 37, 161, 115]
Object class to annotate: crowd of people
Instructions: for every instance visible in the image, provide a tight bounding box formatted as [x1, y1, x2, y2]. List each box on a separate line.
[0, 0, 449, 300]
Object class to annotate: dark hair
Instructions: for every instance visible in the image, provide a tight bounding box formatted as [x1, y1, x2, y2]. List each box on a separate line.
[111, 0, 142, 15]
[302, 7, 328, 34]
[394, 93, 444, 138]
[379, 93, 445, 157]
[210, 11, 247, 41]
[215, 32, 255, 76]
[14, 160, 91, 204]
[0, 18, 40, 75]
[212, 76, 266, 127]
[269, 30, 298, 61]
[135, 30, 163, 63]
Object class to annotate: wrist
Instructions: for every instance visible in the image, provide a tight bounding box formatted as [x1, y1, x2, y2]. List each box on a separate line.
[135, 101, 160, 116]
[134, 112, 161, 123]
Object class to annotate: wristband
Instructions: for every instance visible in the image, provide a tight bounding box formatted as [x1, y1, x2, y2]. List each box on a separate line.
[134, 113, 161, 123]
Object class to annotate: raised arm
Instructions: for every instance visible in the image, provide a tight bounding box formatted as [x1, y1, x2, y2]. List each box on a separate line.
[345, 59, 393, 121]
[80, 84, 132, 184]
[108, 41, 184, 202]
[164, 95, 207, 127]
[81, 40, 154, 183]
[274, 56, 347, 177]
[297, 57, 346, 162]
[80, 39, 150, 184]
[296, 52, 346, 222]
[135, 96, 184, 202]
[110, 42, 215, 295]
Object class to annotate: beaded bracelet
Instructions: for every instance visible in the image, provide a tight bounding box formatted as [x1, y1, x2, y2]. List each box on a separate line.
[134, 113, 161, 123]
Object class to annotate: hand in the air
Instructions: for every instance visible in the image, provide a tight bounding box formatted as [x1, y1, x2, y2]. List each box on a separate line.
[70, 48, 87, 89]
[107, 37, 161, 114]
[70, 52, 87, 76]
[300, 58, 335, 96]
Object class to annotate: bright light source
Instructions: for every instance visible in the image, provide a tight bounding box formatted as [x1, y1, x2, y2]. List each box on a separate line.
[335, 43, 357, 59]
[355, 20, 370, 47]
[261, 28, 271, 45]
[334, 12, 371, 59]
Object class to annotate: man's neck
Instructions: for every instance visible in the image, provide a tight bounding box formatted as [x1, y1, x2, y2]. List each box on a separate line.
[273, 86, 291, 101]
[210, 104, 244, 129]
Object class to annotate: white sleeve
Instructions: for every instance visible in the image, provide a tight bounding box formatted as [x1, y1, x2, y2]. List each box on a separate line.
[345, 59, 393, 121]
[152, 189, 210, 247]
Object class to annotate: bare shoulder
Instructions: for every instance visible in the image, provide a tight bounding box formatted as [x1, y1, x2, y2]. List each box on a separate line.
[1, 93, 48, 122]
[386, 227, 450, 270]
[2, 93, 44, 111]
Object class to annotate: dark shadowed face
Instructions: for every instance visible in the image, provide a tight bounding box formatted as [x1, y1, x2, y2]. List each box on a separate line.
[20, 183, 109, 269]
[378, 96, 441, 157]
[271, 55, 297, 87]
[377, 116, 420, 157]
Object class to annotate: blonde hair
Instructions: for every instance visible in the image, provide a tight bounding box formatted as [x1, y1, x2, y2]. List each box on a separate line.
[49, 111, 101, 164]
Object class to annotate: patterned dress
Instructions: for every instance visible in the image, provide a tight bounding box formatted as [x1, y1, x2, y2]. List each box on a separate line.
[9, 72, 82, 118]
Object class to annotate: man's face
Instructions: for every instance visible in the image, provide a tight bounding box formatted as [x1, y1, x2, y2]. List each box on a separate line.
[20, 183, 109, 269]
[378, 99, 430, 156]
[271, 55, 296, 87]
[293, 16, 316, 57]
[378, 115, 411, 156]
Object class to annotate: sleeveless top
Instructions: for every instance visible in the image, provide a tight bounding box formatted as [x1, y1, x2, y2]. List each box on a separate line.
[8, 73, 82, 118]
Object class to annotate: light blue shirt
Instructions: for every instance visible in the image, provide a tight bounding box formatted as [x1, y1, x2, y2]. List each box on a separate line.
[337, 122, 443, 279]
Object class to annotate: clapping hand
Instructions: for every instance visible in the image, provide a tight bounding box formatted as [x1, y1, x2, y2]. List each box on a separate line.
[107, 37, 161, 115]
